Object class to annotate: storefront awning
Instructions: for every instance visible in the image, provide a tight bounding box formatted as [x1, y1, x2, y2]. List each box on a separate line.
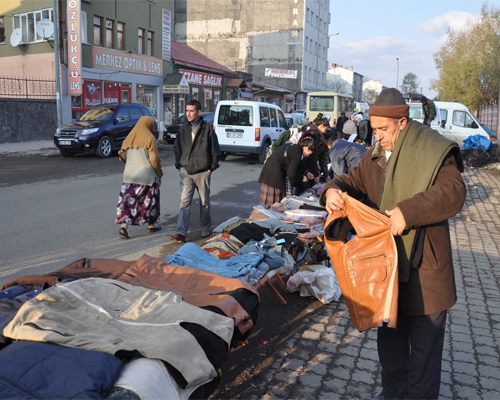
[227, 78, 245, 88]
[163, 73, 189, 94]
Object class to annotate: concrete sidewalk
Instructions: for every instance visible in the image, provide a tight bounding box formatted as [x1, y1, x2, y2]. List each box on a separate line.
[0, 140, 59, 156]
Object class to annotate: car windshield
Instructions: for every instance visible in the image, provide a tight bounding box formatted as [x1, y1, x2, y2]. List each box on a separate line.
[79, 107, 117, 122]
[173, 115, 187, 124]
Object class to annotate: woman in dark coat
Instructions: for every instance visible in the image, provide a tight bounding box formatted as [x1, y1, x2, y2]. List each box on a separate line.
[258, 138, 316, 206]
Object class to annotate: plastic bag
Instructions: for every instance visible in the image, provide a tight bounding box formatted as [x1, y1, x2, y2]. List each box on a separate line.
[286, 265, 342, 304]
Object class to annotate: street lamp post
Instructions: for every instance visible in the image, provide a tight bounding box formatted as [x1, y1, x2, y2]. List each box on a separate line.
[396, 57, 399, 90]
[315, 32, 339, 91]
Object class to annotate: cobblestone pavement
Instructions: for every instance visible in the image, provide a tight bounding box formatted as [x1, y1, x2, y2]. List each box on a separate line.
[234, 166, 500, 400]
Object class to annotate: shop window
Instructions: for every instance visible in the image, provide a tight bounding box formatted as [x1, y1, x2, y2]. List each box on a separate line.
[13, 8, 54, 43]
[117, 22, 124, 50]
[138, 28, 145, 54]
[137, 84, 157, 117]
[0, 16, 5, 44]
[191, 87, 199, 103]
[94, 16, 102, 46]
[147, 31, 153, 56]
[106, 19, 113, 48]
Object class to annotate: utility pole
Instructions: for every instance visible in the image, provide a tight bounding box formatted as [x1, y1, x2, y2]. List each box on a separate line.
[53, 0, 62, 126]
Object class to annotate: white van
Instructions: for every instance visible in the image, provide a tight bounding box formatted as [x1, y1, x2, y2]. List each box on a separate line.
[214, 100, 288, 163]
[408, 102, 442, 132]
[435, 101, 498, 156]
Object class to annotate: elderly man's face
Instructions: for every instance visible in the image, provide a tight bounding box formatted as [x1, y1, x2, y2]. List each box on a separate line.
[370, 116, 407, 151]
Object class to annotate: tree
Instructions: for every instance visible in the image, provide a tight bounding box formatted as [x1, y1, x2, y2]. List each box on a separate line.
[431, 3, 500, 111]
[400, 72, 420, 97]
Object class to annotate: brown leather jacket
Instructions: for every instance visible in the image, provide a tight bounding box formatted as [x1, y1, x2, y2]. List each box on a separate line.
[320, 143, 466, 315]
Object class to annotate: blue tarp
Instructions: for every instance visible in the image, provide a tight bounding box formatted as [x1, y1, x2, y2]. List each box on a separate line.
[462, 134, 493, 151]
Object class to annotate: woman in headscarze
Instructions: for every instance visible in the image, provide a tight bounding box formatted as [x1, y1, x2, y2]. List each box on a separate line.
[115, 116, 163, 239]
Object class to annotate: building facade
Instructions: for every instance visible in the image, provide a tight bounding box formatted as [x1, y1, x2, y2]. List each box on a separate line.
[326, 63, 364, 102]
[173, 0, 331, 111]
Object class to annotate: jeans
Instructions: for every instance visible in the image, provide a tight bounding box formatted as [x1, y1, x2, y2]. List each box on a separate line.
[176, 168, 212, 236]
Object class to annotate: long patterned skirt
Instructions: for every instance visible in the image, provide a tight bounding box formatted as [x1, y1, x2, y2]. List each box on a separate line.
[259, 183, 284, 206]
[115, 179, 160, 226]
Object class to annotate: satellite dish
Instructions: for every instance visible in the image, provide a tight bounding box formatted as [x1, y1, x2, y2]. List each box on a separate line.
[10, 28, 22, 47]
[36, 19, 54, 39]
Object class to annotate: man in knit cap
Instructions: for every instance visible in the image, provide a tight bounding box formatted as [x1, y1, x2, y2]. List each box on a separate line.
[320, 88, 466, 399]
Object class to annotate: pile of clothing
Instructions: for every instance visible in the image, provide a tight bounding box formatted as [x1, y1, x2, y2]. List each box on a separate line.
[0, 256, 260, 399]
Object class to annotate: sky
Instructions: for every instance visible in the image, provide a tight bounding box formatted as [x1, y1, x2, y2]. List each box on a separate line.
[327, 0, 499, 98]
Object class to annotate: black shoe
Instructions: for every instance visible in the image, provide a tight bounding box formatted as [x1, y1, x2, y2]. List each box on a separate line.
[148, 226, 162, 233]
[119, 227, 129, 240]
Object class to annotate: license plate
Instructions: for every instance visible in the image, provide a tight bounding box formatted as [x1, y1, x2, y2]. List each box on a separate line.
[59, 140, 72, 145]
[227, 132, 242, 138]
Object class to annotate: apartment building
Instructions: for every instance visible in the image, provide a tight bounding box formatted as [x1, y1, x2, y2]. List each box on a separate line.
[174, 0, 331, 111]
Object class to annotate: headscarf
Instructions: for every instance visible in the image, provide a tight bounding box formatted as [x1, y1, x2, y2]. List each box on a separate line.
[118, 116, 162, 177]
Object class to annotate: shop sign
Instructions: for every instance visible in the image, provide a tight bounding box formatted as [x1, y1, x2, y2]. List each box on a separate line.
[205, 88, 212, 100]
[163, 84, 189, 94]
[162, 9, 171, 61]
[104, 82, 120, 104]
[239, 91, 253, 99]
[284, 93, 295, 100]
[179, 69, 222, 87]
[83, 80, 102, 110]
[67, 0, 82, 95]
[265, 68, 297, 79]
[93, 47, 163, 77]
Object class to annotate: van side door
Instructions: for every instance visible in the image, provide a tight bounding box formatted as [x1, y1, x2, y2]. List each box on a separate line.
[269, 108, 282, 141]
[277, 109, 287, 137]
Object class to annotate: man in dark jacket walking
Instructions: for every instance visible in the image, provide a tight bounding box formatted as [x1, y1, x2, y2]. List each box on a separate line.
[168, 100, 221, 243]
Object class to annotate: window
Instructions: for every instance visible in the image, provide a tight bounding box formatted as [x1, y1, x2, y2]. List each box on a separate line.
[115, 107, 129, 121]
[81, 11, 88, 43]
[138, 28, 144, 54]
[270, 108, 278, 127]
[117, 22, 124, 50]
[12, 8, 53, 44]
[129, 107, 142, 120]
[260, 107, 270, 127]
[105, 19, 113, 48]
[94, 16, 102, 46]
[147, 31, 153, 56]
[0, 16, 5, 44]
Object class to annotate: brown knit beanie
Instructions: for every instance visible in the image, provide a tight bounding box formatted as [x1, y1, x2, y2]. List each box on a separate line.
[368, 88, 409, 119]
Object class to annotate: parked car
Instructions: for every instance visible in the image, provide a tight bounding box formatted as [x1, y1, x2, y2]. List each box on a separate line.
[285, 113, 308, 128]
[214, 100, 287, 163]
[54, 103, 158, 158]
[163, 112, 215, 144]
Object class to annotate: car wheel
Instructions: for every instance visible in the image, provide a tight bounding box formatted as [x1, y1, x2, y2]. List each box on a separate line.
[220, 152, 228, 161]
[258, 142, 271, 164]
[59, 149, 75, 157]
[96, 135, 113, 158]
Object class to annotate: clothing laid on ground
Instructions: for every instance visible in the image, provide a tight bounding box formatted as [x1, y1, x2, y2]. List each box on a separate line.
[5, 277, 234, 389]
[328, 138, 367, 178]
[0, 340, 122, 399]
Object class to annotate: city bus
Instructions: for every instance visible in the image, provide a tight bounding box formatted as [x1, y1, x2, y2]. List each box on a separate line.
[306, 91, 354, 127]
